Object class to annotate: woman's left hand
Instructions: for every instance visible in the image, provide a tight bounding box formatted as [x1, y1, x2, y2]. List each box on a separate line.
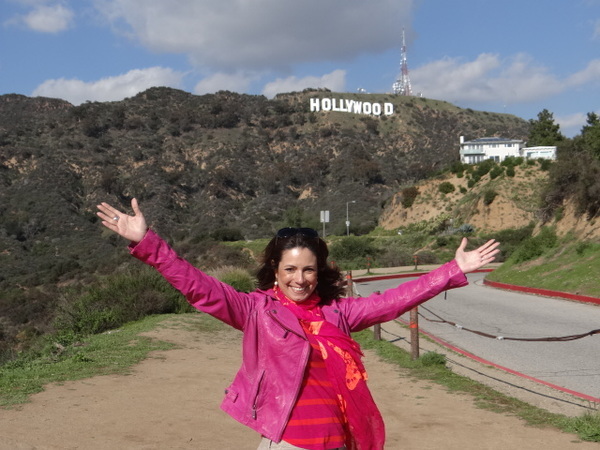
[454, 238, 500, 274]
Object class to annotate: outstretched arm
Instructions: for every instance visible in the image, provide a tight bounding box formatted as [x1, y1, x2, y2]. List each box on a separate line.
[455, 237, 500, 274]
[96, 198, 148, 244]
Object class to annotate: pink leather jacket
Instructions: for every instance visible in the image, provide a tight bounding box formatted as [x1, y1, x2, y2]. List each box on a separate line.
[130, 230, 468, 442]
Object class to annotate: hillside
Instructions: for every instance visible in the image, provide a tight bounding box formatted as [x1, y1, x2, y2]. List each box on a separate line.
[379, 159, 600, 240]
[379, 160, 547, 234]
[0, 88, 529, 279]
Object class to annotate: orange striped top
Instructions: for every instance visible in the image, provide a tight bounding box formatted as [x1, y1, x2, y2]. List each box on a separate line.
[281, 341, 346, 449]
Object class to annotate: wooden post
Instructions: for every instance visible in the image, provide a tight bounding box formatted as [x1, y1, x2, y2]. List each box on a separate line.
[373, 291, 381, 340]
[345, 271, 353, 297]
[410, 306, 419, 360]
[373, 323, 381, 340]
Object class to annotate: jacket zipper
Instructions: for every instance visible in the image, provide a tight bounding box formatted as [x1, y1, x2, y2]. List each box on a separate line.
[251, 369, 265, 420]
[280, 340, 311, 435]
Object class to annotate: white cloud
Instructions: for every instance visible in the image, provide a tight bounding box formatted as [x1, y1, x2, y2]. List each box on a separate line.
[31, 66, 185, 105]
[411, 53, 562, 105]
[555, 112, 590, 138]
[556, 112, 587, 131]
[261, 70, 346, 98]
[193, 72, 257, 95]
[565, 59, 600, 86]
[22, 4, 74, 33]
[93, 0, 416, 71]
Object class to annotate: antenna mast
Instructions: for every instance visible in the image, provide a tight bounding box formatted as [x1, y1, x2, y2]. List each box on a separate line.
[392, 28, 412, 96]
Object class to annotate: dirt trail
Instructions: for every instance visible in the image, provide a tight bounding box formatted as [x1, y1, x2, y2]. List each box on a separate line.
[1, 315, 597, 450]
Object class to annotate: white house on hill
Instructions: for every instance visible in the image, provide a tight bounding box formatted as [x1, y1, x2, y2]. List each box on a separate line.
[459, 136, 556, 164]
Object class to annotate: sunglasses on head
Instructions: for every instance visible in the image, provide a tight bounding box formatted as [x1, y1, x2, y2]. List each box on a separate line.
[275, 227, 319, 239]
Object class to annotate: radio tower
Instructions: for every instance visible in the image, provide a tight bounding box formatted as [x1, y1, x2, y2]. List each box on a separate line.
[392, 28, 412, 96]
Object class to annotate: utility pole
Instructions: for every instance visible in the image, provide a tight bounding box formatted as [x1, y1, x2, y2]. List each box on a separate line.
[320, 210, 329, 238]
[346, 200, 356, 236]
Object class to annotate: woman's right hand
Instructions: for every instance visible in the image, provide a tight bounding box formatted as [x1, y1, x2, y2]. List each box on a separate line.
[96, 198, 148, 244]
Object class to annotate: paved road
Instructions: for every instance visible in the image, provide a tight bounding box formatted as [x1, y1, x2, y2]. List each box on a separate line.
[356, 272, 600, 402]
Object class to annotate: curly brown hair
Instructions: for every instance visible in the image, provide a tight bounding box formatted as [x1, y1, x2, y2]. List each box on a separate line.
[256, 231, 345, 303]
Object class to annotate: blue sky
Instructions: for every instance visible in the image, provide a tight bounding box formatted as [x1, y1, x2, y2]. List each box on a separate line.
[1, 0, 599, 137]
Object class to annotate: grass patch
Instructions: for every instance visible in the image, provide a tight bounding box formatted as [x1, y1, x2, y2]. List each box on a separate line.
[0, 313, 232, 409]
[487, 238, 600, 297]
[353, 329, 600, 442]
[0, 315, 180, 408]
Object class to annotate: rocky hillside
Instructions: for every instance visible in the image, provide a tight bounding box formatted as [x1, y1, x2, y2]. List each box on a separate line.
[380, 161, 547, 233]
[379, 159, 600, 240]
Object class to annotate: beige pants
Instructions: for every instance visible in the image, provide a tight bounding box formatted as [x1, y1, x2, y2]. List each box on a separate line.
[257, 437, 346, 450]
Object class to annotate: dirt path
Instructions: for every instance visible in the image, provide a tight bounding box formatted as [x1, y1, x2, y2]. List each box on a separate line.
[1, 315, 597, 450]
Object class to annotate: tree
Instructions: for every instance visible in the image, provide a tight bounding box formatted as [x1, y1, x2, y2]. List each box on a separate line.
[527, 109, 565, 146]
[580, 112, 600, 159]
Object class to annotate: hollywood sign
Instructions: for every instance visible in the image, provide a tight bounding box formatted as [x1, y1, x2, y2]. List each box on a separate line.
[309, 97, 394, 116]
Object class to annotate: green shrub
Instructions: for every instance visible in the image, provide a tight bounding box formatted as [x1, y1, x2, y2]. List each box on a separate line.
[438, 182, 455, 194]
[506, 166, 515, 177]
[209, 266, 256, 293]
[484, 223, 534, 261]
[561, 412, 600, 442]
[210, 228, 245, 241]
[329, 236, 379, 269]
[53, 267, 190, 343]
[511, 227, 557, 264]
[414, 251, 438, 265]
[378, 249, 414, 268]
[575, 241, 592, 256]
[419, 351, 446, 367]
[401, 186, 419, 208]
[436, 236, 449, 247]
[540, 159, 553, 171]
[489, 166, 504, 180]
[474, 159, 495, 177]
[450, 161, 466, 174]
[483, 189, 498, 206]
[501, 156, 517, 167]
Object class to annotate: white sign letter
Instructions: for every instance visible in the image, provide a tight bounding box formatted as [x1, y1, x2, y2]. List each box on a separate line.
[310, 98, 321, 112]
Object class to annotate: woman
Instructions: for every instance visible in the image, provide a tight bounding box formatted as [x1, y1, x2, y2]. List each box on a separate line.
[97, 198, 499, 450]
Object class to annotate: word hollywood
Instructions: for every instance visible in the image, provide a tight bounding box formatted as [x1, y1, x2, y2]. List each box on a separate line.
[310, 97, 395, 116]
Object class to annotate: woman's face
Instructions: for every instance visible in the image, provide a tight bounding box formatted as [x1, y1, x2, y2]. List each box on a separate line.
[275, 246, 318, 302]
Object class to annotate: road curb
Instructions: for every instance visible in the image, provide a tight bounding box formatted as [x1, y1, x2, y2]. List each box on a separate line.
[483, 279, 600, 306]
